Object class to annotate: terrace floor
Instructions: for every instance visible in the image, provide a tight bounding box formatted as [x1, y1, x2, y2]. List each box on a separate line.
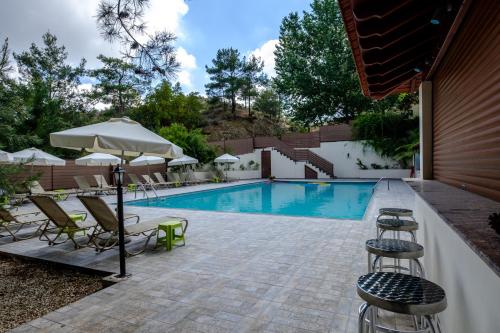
[1, 179, 415, 333]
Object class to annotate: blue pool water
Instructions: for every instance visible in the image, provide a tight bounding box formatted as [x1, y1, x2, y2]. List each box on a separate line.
[127, 181, 375, 220]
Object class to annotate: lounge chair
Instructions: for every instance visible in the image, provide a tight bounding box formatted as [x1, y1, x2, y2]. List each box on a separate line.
[94, 175, 117, 193]
[142, 174, 170, 188]
[168, 172, 195, 186]
[78, 195, 188, 256]
[30, 181, 76, 200]
[154, 172, 178, 187]
[74, 176, 107, 195]
[29, 195, 95, 248]
[128, 173, 156, 191]
[0, 207, 48, 241]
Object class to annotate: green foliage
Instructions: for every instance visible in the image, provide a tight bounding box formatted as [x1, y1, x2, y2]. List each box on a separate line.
[274, 0, 417, 126]
[205, 48, 267, 115]
[352, 111, 419, 166]
[90, 54, 149, 114]
[158, 123, 216, 164]
[0, 163, 39, 202]
[254, 88, 281, 118]
[0, 39, 41, 152]
[128, 82, 205, 131]
[10, 32, 93, 156]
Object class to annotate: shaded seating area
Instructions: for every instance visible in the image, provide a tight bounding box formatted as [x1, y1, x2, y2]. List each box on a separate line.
[78, 195, 188, 256]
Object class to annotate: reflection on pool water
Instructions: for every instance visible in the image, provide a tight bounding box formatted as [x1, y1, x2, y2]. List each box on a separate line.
[127, 181, 375, 220]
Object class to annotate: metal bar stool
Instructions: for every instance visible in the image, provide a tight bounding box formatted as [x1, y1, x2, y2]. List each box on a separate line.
[366, 239, 425, 277]
[377, 208, 414, 220]
[357, 272, 446, 333]
[377, 219, 418, 242]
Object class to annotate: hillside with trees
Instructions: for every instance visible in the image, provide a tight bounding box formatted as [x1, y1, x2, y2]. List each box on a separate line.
[0, 0, 418, 166]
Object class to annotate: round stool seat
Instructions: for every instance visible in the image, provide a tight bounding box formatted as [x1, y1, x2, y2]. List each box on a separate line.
[377, 218, 418, 232]
[357, 272, 447, 316]
[366, 239, 423, 259]
[379, 207, 413, 217]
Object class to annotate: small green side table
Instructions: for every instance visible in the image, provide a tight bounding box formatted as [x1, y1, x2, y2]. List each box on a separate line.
[127, 184, 137, 192]
[156, 220, 186, 251]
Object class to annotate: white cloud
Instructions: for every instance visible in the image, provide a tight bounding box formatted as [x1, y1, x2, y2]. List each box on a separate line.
[251, 39, 279, 77]
[0, 0, 191, 70]
[142, 0, 189, 40]
[175, 46, 197, 89]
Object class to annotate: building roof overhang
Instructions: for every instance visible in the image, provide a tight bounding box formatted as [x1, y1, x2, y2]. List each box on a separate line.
[338, 0, 470, 99]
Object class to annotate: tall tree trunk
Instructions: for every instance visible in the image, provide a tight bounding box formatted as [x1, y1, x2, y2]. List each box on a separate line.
[231, 94, 236, 118]
[248, 96, 251, 116]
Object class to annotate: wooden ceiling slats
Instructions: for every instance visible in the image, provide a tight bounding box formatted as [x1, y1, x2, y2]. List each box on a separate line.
[339, 0, 464, 98]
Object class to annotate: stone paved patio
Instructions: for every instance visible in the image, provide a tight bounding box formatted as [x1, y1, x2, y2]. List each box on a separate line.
[1, 179, 415, 332]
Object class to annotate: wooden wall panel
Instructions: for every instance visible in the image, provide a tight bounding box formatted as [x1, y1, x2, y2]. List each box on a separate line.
[14, 160, 167, 190]
[432, 0, 500, 202]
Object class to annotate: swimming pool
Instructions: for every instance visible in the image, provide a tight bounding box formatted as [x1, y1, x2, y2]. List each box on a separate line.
[127, 181, 376, 220]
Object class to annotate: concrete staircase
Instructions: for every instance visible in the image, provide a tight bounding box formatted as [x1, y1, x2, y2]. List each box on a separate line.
[255, 137, 335, 178]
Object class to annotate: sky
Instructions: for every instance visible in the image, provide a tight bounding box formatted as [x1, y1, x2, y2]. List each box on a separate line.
[0, 0, 312, 94]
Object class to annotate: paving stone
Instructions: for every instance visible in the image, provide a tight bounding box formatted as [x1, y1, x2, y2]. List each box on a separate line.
[2, 180, 416, 332]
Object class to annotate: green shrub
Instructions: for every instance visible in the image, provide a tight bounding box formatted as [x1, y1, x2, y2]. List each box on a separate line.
[159, 123, 216, 164]
[353, 111, 419, 167]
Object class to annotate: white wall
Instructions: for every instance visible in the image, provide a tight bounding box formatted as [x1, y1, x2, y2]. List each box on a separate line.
[228, 141, 405, 179]
[269, 149, 329, 179]
[309, 141, 399, 178]
[226, 150, 261, 173]
[415, 195, 500, 333]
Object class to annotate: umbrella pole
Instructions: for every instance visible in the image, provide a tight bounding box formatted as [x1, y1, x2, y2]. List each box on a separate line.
[117, 150, 127, 278]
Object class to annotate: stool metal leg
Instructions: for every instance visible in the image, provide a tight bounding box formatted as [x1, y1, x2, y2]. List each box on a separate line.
[425, 315, 439, 333]
[358, 303, 370, 333]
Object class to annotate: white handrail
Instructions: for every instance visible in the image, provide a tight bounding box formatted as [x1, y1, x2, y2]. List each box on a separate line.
[373, 177, 390, 192]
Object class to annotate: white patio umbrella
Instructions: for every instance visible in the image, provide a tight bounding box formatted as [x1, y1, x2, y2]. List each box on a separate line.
[129, 155, 165, 166]
[76, 153, 124, 188]
[130, 155, 165, 179]
[50, 117, 183, 159]
[214, 153, 239, 164]
[0, 150, 13, 163]
[75, 152, 123, 166]
[168, 155, 199, 178]
[11, 147, 65, 166]
[168, 155, 198, 167]
[214, 153, 239, 180]
[50, 117, 183, 278]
